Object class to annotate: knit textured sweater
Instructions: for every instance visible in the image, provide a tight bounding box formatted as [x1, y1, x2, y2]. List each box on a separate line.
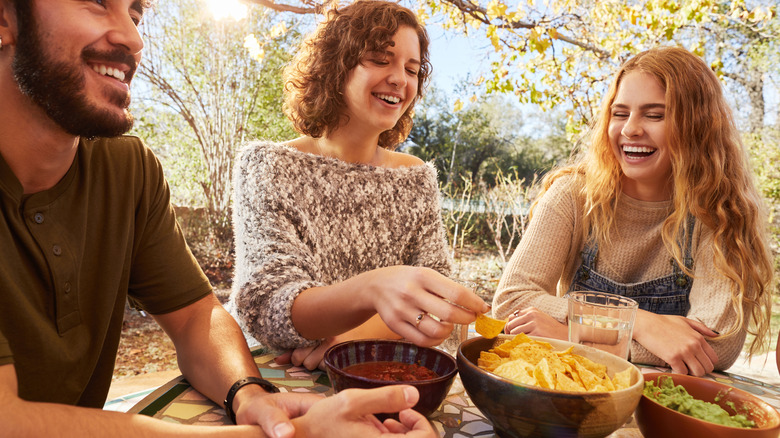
[229, 141, 452, 350]
[492, 174, 745, 369]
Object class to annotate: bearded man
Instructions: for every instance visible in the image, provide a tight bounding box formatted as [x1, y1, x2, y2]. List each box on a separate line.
[0, 1, 434, 436]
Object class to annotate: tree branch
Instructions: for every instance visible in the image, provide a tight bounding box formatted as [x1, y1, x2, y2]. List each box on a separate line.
[243, 0, 326, 14]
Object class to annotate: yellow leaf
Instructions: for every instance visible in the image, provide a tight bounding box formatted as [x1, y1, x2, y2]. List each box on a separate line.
[243, 34, 265, 62]
[487, 0, 508, 20]
[268, 22, 287, 39]
[453, 99, 464, 112]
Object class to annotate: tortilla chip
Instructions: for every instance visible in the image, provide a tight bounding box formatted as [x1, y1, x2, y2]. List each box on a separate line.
[493, 359, 536, 385]
[475, 314, 507, 339]
[478, 351, 506, 372]
[611, 367, 633, 390]
[532, 358, 552, 388]
[555, 371, 585, 391]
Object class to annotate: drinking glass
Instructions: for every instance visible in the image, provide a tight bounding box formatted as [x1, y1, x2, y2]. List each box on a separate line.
[567, 291, 638, 359]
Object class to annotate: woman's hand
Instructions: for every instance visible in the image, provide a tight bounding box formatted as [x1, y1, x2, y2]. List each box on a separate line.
[503, 307, 568, 340]
[275, 338, 342, 371]
[290, 386, 436, 438]
[363, 266, 489, 347]
[632, 310, 718, 376]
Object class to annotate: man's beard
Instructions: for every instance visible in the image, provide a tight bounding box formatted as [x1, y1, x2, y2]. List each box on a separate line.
[11, 16, 137, 138]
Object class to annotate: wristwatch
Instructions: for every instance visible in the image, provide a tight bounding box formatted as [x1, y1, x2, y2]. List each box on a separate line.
[224, 376, 280, 424]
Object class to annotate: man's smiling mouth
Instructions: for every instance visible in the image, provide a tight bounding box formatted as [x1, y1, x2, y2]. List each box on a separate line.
[91, 64, 126, 82]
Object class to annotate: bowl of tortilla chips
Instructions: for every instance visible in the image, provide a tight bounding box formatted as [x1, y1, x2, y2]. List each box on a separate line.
[457, 334, 643, 438]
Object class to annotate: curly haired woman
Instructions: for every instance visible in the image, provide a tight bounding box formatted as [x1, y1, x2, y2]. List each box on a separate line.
[228, 0, 487, 372]
[494, 46, 774, 376]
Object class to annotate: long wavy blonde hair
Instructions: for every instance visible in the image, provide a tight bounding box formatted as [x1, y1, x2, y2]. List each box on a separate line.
[537, 46, 774, 355]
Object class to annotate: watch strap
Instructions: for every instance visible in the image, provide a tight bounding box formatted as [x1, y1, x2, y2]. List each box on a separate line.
[224, 376, 280, 424]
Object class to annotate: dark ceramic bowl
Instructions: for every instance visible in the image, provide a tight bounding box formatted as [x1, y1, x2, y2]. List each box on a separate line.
[323, 339, 457, 417]
[457, 334, 643, 438]
[636, 372, 780, 438]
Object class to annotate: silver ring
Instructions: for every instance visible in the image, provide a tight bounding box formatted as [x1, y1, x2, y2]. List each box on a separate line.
[415, 313, 426, 327]
[512, 310, 520, 317]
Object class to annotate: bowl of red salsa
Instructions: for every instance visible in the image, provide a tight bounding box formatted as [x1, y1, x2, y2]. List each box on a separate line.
[323, 339, 457, 417]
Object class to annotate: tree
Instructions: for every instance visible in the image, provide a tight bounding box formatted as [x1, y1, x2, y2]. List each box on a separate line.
[408, 90, 567, 187]
[133, 0, 298, 244]
[241, 0, 777, 133]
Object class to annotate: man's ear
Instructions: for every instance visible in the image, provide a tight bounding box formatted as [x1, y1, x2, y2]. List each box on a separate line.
[0, 0, 18, 48]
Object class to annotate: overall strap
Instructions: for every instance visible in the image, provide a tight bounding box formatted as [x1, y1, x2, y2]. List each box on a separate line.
[670, 215, 696, 287]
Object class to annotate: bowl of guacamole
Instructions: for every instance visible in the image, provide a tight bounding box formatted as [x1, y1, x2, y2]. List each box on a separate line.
[636, 373, 780, 437]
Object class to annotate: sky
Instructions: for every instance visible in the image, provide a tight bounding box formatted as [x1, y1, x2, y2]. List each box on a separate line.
[202, 0, 490, 97]
[426, 24, 494, 97]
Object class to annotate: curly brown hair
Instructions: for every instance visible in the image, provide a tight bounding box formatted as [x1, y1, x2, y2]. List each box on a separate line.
[282, 0, 431, 149]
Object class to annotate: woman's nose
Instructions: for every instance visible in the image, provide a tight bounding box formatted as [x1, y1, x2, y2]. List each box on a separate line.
[621, 116, 643, 138]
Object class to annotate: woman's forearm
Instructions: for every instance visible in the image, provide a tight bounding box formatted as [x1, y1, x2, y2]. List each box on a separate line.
[290, 273, 378, 339]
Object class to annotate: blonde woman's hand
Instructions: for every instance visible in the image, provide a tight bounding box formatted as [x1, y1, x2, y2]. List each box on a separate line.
[503, 307, 568, 340]
[633, 310, 718, 376]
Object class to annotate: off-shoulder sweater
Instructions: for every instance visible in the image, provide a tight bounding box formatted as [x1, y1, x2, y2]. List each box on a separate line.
[492, 174, 745, 369]
[228, 141, 452, 350]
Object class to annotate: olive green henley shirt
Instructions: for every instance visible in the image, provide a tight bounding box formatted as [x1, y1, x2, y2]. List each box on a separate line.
[0, 136, 211, 407]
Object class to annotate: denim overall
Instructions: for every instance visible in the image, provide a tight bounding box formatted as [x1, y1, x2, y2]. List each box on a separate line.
[568, 219, 695, 316]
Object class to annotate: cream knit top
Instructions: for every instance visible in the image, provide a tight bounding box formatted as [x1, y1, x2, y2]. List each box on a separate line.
[492, 174, 745, 369]
[229, 141, 452, 351]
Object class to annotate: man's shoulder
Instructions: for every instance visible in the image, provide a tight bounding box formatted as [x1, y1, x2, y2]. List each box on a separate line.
[82, 134, 147, 151]
[80, 135, 158, 164]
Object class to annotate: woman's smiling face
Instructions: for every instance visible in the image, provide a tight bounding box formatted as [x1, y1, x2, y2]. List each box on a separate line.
[341, 25, 421, 137]
[608, 71, 673, 201]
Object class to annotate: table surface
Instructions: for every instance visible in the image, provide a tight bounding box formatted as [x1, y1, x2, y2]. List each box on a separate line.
[128, 347, 780, 437]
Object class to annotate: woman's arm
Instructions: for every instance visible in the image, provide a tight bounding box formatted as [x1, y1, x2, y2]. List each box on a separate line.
[629, 229, 738, 375]
[492, 177, 582, 322]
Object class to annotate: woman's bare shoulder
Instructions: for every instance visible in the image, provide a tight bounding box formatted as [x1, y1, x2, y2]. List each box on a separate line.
[384, 149, 425, 168]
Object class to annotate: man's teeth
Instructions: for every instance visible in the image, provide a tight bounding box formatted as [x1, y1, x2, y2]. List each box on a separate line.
[375, 93, 400, 104]
[623, 145, 654, 154]
[92, 64, 126, 82]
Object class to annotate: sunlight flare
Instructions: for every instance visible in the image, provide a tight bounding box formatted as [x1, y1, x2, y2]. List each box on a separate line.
[205, 0, 248, 21]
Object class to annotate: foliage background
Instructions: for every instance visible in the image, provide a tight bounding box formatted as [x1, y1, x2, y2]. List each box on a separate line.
[128, 1, 779, 351]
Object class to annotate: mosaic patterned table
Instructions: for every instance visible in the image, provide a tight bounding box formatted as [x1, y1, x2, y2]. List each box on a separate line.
[128, 347, 780, 437]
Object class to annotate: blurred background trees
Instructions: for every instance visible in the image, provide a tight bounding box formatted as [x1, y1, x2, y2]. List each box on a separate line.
[131, 0, 780, 282]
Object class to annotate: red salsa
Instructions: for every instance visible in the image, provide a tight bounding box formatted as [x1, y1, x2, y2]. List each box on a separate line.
[344, 361, 439, 382]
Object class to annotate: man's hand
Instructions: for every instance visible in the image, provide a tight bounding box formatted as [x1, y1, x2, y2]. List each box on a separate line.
[234, 387, 325, 438]
[291, 386, 435, 437]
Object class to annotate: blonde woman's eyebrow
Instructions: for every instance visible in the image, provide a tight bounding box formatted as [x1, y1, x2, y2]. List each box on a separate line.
[611, 103, 665, 110]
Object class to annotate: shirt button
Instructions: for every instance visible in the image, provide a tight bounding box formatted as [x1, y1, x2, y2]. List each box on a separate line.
[52, 245, 62, 256]
[64, 282, 72, 294]
[34, 213, 44, 224]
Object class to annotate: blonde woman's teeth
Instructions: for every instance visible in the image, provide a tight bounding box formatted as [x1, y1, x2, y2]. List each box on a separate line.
[623, 145, 654, 153]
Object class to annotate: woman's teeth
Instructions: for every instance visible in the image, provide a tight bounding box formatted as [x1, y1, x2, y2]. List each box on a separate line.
[623, 145, 655, 157]
[375, 93, 400, 104]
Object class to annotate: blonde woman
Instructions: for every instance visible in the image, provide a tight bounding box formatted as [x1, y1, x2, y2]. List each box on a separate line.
[494, 46, 773, 376]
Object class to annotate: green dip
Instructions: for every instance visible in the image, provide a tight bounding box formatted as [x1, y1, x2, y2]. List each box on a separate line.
[643, 376, 756, 429]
